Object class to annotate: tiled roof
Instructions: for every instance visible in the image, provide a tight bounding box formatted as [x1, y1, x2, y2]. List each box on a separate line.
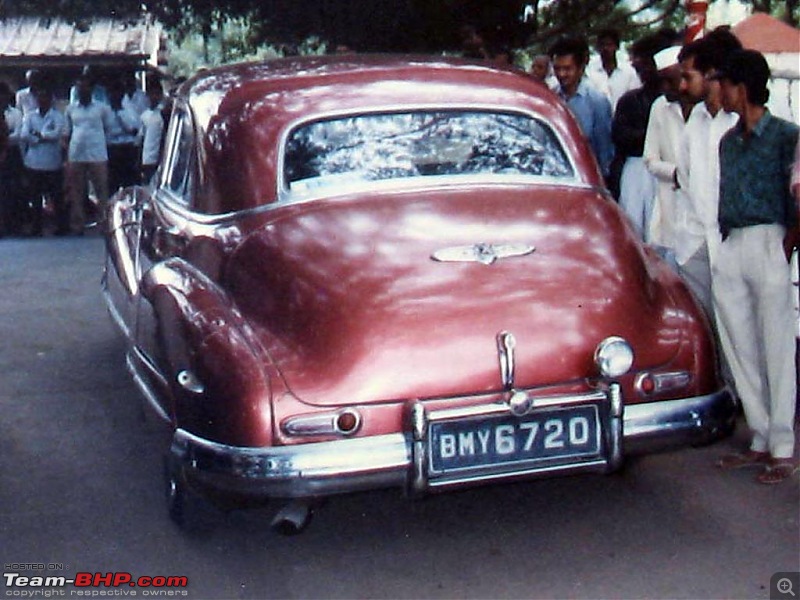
[733, 12, 800, 54]
[0, 16, 162, 64]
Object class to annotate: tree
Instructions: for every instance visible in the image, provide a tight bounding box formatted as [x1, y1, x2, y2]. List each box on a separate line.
[3, 0, 795, 60]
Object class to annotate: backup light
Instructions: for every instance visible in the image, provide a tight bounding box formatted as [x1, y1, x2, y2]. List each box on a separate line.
[594, 336, 634, 379]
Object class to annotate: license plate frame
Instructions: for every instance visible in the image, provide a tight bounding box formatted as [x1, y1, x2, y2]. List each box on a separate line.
[428, 404, 602, 477]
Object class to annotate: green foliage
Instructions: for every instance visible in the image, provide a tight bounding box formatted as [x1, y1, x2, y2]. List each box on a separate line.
[166, 18, 328, 80]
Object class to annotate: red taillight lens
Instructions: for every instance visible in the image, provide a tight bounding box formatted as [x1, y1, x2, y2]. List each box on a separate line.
[639, 373, 656, 395]
[336, 411, 359, 434]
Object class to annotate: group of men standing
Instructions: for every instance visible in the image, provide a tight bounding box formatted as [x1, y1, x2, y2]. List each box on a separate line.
[0, 67, 167, 237]
[537, 28, 800, 485]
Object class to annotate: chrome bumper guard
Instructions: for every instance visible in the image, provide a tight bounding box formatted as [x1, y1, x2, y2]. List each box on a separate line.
[170, 387, 734, 499]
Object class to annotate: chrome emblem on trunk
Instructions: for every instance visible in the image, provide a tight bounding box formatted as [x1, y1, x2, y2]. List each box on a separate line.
[431, 243, 535, 265]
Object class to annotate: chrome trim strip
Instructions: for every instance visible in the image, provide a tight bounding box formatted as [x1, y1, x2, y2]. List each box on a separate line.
[427, 390, 607, 422]
[427, 458, 609, 489]
[102, 284, 132, 340]
[127, 348, 171, 424]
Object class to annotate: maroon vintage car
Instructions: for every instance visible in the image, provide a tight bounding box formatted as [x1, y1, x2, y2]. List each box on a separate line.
[104, 55, 735, 533]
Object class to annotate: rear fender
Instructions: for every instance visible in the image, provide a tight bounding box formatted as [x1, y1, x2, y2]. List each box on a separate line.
[142, 258, 274, 447]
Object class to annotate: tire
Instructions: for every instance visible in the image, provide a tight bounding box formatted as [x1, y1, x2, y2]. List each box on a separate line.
[164, 456, 217, 531]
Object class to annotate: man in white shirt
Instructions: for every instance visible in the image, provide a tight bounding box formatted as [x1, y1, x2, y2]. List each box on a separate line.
[106, 78, 141, 194]
[64, 73, 113, 235]
[643, 44, 698, 255]
[586, 29, 641, 114]
[15, 69, 42, 115]
[674, 30, 742, 316]
[139, 80, 166, 184]
[121, 70, 150, 118]
[21, 84, 68, 236]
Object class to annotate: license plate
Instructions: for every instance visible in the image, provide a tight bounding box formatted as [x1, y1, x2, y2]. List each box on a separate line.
[429, 405, 601, 475]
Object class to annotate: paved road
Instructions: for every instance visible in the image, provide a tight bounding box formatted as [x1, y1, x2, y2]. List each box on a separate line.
[1, 236, 798, 600]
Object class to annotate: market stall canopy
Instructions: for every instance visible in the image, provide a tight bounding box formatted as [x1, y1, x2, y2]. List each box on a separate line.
[0, 16, 163, 68]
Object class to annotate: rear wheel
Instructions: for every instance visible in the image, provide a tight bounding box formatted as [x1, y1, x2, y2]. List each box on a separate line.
[164, 456, 217, 531]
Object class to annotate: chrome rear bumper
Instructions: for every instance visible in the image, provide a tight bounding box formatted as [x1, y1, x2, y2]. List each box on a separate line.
[171, 388, 735, 499]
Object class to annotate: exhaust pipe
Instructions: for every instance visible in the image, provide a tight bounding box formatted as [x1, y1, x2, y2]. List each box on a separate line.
[270, 499, 316, 535]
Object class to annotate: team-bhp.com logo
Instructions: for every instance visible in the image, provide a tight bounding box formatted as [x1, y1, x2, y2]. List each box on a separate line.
[4, 572, 189, 597]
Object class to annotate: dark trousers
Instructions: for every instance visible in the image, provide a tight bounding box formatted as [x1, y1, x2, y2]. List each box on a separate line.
[108, 143, 140, 195]
[27, 167, 67, 235]
[141, 163, 158, 185]
[0, 147, 28, 235]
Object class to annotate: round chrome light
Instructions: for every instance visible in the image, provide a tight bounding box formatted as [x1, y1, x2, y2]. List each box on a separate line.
[508, 390, 533, 416]
[594, 336, 634, 379]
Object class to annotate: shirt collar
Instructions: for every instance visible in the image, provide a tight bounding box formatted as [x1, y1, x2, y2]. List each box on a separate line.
[558, 78, 591, 100]
[732, 109, 771, 139]
[751, 110, 772, 137]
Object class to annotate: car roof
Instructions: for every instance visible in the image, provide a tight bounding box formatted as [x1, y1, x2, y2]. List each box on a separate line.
[183, 54, 567, 131]
[175, 55, 600, 212]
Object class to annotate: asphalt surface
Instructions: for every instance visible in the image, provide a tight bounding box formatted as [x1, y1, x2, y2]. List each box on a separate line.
[1, 235, 798, 600]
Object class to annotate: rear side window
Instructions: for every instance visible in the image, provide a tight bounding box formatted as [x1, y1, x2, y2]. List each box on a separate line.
[161, 106, 194, 203]
[284, 110, 574, 193]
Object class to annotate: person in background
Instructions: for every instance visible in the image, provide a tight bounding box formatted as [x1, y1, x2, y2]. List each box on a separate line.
[1, 82, 26, 236]
[642, 44, 695, 255]
[460, 24, 490, 60]
[587, 28, 641, 114]
[673, 28, 741, 317]
[793, 138, 800, 203]
[15, 69, 42, 115]
[64, 73, 113, 235]
[549, 35, 614, 182]
[69, 65, 109, 106]
[712, 49, 799, 484]
[0, 105, 7, 159]
[106, 77, 141, 194]
[122, 70, 149, 118]
[21, 82, 68, 236]
[139, 79, 165, 184]
[612, 32, 672, 240]
[529, 54, 558, 90]
[0, 103, 8, 236]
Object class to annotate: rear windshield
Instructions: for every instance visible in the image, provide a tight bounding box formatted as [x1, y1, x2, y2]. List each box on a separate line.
[283, 111, 574, 193]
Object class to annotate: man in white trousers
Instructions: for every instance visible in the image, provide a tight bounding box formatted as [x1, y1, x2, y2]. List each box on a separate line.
[674, 28, 741, 317]
[713, 50, 799, 484]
